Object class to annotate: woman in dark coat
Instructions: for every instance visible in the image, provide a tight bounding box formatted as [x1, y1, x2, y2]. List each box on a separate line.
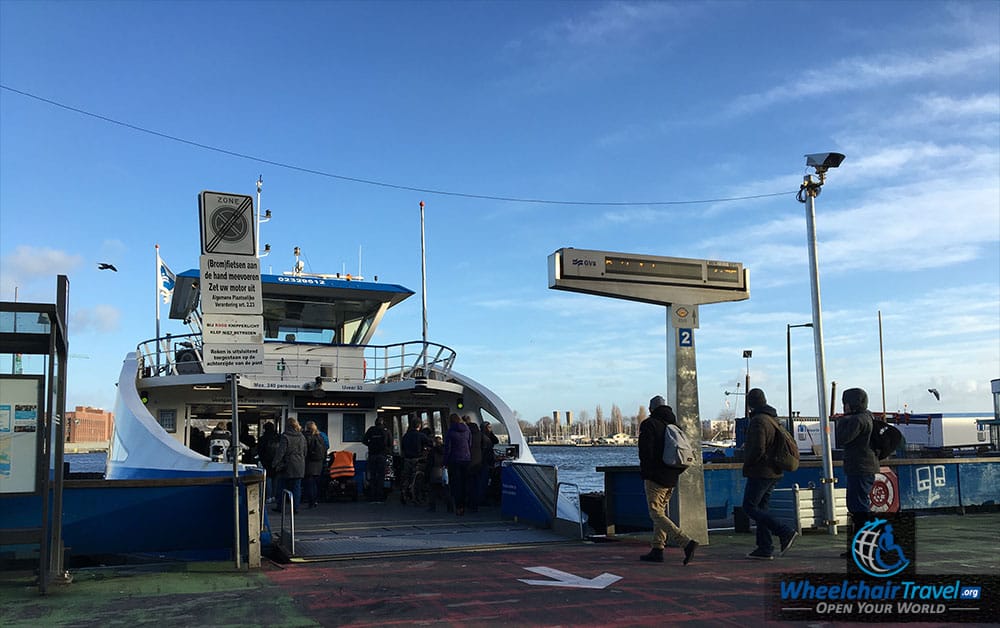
[303, 420, 327, 508]
[443, 413, 472, 516]
[272, 417, 307, 513]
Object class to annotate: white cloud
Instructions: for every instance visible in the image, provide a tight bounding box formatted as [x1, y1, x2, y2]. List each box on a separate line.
[725, 44, 1000, 117]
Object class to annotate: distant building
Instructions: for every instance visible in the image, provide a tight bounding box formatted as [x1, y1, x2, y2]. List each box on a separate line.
[66, 406, 114, 443]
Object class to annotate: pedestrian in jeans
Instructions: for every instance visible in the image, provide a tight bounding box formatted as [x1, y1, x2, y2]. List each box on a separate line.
[637, 395, 699, 565]
[742, 388, 798, 560]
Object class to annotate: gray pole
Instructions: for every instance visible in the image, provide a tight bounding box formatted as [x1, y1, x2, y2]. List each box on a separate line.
[803, 175, 837, 536]
[230, 373, 242, 569]
[420, 201, 428, 373]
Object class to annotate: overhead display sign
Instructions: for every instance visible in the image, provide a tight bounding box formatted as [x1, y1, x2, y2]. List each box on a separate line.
[548, 248, 749, 307]
[199, 254, 262, 315]
[199, 191, 257, 256]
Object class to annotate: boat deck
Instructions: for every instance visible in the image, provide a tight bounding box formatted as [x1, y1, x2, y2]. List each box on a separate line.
[269, 497, 573, 562]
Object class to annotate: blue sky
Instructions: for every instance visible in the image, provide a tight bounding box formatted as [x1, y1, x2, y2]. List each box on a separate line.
[1, 1, 998, 425]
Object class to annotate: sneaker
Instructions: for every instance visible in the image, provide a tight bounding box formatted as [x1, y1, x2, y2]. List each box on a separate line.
[683, 540, 699, 565]
[747, 548, 774, 560]
[639, 548, 664, 563]
[779, 532, 799, 556]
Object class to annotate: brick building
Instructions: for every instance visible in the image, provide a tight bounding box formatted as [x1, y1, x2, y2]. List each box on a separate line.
[66, 406, 114, 443]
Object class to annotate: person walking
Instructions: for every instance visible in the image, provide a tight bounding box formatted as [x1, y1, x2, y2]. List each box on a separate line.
[303, 420, 327, 508]
[363, 417, 391, 501]
[443, 413, 472, 516]
[637, 395, 699, 565]
[465, 417, 484, 512]
[836, 387, 880, 555]
[272, 417, 307, 514]
[742, 388, 799, 560]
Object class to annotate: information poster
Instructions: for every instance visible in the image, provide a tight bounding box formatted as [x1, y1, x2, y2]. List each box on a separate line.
[0, 376, 43, 493]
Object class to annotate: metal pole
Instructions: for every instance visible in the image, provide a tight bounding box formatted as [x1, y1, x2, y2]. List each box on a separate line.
[803, 175, 837, 535]
[878, 310, 886, 416]
[787, 324, 793, 433]
[419, 201, 428, 373]
[230, 374, 242, 569]
[256, 176, 263, 258]
[786, 322, 813, 432]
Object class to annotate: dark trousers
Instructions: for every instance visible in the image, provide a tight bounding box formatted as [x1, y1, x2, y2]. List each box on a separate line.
[742, 476, 793, 554]
[303, 474, 320, 506]
[448, 461, 470, 509]
[845, 473, 874, 514]
[368, 454, 386, 500]
[275, 477, 302, 511]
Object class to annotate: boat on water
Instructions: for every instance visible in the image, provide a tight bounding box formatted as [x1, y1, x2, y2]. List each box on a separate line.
[107, 249, 535, 482]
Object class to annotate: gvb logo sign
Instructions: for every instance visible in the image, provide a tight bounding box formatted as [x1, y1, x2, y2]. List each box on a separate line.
[852, 518, 910, 577]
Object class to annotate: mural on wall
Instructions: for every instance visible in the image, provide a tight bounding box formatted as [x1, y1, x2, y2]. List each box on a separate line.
[915, 464, 947, 506]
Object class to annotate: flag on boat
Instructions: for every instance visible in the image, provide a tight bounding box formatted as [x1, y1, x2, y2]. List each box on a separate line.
[156, 245, 175, 304]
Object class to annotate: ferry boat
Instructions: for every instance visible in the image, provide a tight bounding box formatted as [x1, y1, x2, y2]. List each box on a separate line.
[107, 250, 535, 481]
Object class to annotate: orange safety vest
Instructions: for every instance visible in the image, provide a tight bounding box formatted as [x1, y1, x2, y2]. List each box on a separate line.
[328, 450, 356, 479]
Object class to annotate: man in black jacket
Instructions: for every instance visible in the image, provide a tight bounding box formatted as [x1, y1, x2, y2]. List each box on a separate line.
[835, 387, 880, 551]
[742, 388, 798, 560]
[637, 395, 698, 565]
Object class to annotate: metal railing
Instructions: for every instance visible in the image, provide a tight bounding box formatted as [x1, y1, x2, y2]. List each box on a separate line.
[136, 335, 457, 384]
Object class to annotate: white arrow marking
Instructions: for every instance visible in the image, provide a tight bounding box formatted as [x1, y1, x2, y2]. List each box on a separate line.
[518, 566, 622, 589]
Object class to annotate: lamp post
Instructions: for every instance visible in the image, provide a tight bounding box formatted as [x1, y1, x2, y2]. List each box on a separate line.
[742, 350, 752, 418]
[786, 322, 813, 433]
[797, 151, 845, 536]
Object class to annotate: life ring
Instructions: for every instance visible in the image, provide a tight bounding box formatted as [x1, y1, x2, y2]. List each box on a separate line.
[870, 468, 899, 513]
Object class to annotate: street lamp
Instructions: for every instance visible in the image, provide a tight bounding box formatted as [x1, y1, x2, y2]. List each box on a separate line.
[797, 151, 845, 536]
[742, 350, 752, 418]
[786, 322, 813, 433]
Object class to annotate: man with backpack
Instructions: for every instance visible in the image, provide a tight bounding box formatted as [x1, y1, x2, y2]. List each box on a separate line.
[637, 395, 699, 565]
[835, 387, 881, 554]
[742, 388, 799, 560]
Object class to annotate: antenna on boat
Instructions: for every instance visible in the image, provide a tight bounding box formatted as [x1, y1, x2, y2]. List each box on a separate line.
[256, 175, 271, 258]
[419, 201, 428, 373]
[293, 247, 304, 275]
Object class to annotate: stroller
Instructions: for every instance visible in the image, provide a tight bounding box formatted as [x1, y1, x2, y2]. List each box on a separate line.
[327, 450, 359, 501]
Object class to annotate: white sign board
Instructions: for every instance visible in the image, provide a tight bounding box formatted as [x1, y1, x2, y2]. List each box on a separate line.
[200, 254, 262, 315]
[199, 191, 257, 256]
[202, 344, 266, 374]
[203, 313, 264, 344]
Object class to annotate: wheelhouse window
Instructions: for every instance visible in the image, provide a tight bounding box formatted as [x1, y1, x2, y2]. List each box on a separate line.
[342, 413, 365, 442]
[158, 409, 177, 433]
[262, 297, 378, 345]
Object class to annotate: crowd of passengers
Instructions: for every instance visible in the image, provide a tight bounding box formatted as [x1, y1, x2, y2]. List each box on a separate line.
[192, 414, 503, 514]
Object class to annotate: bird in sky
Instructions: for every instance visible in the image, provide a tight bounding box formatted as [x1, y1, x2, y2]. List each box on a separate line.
[97, 263, 117, 272]
[928, 388, 940, 401]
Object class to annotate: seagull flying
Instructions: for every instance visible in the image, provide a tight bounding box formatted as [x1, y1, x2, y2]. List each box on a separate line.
[928, 388, 940, 401]
[97, 263, 117, 272]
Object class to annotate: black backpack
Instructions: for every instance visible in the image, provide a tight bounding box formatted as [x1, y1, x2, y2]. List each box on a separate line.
[870, 419, 903, 460]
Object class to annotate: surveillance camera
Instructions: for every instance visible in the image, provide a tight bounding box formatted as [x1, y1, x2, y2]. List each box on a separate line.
[805, 152, 846, 170]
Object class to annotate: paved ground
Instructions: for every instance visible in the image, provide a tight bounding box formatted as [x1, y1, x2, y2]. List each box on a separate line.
[2, 511, 997, 627]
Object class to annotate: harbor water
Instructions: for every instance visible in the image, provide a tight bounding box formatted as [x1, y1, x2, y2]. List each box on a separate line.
[66, 446, 637, 494]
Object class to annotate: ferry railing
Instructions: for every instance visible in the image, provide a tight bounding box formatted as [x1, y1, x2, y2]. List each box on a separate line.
[554, 481, 586, 540]
[274, 489, 296, 557]
[136, 335, 456, 385]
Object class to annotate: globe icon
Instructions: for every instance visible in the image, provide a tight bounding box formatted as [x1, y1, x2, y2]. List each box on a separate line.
[852, 518, 910, 578]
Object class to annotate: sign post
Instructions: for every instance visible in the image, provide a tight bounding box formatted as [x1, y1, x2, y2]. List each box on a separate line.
[549, 248, 750, 545]
[199, 190, 264, 570]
